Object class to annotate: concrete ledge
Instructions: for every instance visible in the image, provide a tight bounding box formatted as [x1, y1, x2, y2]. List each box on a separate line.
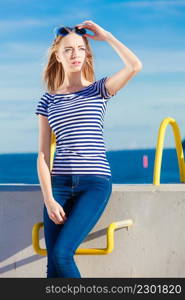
[0, 184, 185, 278]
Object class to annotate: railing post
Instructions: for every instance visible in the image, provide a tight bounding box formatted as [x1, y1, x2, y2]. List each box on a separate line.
[153, 117, 185, 185]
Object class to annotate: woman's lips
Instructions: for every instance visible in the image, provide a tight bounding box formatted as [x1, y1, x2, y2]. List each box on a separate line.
[71, 61, 81, 66]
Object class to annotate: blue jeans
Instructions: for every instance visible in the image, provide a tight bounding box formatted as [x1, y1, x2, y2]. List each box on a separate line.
[43, 174, 112, 278]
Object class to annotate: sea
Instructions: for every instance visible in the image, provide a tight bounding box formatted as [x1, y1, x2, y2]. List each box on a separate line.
[0, 148, 182, 184]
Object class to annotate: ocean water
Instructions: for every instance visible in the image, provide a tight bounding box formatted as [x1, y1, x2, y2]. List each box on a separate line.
[0, 148, 182, 184]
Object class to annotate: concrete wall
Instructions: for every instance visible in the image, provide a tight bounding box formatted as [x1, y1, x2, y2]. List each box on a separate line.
[0, 184, 185, 278]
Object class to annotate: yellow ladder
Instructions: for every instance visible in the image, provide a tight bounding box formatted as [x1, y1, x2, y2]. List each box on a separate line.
[153, 117, 185, 185]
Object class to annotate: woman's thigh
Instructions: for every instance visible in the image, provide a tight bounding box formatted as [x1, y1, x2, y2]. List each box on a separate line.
[52, 175, 112, 257]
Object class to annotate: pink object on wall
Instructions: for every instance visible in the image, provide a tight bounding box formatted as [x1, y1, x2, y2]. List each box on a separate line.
[143, 155, 148, 168]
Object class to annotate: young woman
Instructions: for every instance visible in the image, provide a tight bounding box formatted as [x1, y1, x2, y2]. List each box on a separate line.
[35, 20, 142, 278]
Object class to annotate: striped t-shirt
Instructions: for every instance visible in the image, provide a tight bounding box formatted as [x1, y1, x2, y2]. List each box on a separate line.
[35, 76, 115, 176]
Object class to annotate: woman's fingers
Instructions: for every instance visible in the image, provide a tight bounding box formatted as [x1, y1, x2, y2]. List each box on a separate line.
[76, 21, 93, 29]
[47, 202, 68, 224]
[76, 23, 83, 28]
[50, 210, 63, 224]
[55, 208, 67, 224]
[59, 204, 67, 220]
[52, 211, 62, 224]
[60, 209, 67, 221]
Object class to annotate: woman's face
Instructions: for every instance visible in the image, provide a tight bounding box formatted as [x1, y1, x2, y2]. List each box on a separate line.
[55, 32, 87, 72]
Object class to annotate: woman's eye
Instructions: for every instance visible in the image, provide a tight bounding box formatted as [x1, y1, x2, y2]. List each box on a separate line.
[65, 48, 85, 52]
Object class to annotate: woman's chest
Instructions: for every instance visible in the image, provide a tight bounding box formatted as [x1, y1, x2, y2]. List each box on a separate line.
[47, 98, 107, 133]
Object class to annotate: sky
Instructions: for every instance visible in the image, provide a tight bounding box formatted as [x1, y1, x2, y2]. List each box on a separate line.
[1, 0, 185, 153]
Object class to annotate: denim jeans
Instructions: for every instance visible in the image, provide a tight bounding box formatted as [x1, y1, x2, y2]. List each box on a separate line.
[43, 174, 112, 278]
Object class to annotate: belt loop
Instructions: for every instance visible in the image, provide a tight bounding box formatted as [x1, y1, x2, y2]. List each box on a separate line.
[72, 175, 79, 188]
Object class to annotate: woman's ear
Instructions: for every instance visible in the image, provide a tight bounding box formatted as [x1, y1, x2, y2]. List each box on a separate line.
[55, 51, 60, 63]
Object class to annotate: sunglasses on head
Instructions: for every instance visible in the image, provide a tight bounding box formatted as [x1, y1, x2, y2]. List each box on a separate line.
[54, 26, 86, 38]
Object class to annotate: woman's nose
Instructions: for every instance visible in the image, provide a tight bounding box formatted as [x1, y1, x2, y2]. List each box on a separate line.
[71, 51, 80, 58]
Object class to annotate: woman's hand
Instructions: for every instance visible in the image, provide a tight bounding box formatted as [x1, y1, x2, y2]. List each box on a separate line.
[76, 20, 109, 41]
[45, 199, 67, 225]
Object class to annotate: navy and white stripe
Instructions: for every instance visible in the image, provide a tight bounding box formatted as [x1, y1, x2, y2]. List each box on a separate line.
[35, 76, 115, 176]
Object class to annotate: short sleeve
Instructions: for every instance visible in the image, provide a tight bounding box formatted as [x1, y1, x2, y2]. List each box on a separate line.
[35, 93, 50, 117]
[98, 76, 117, 100]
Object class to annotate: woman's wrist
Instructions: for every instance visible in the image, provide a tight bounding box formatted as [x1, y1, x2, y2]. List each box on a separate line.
[104, 31, 114, 42]
[44, 196, 55, 206]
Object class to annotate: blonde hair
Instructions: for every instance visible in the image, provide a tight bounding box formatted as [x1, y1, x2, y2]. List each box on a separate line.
[42, 34, 95, 93]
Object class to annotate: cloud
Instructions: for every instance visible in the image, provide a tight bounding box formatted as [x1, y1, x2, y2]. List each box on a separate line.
[117, 0, 185, 7]
[107, 0, 185, 18]
[138, 48, 185, 73]
[0, 11, 92, 31]
[95, 46, 185, 74]
[0, 18, 48, 29]
[0, 41, 47, 61]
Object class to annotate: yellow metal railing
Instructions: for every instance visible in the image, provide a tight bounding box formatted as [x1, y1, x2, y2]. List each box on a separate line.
[32, 219, 134, 256]
[153, 117, 185, 185]
[50, 131, 56, 172]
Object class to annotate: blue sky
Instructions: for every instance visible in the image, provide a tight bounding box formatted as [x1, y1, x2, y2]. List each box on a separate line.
[1, 0, 185, 153]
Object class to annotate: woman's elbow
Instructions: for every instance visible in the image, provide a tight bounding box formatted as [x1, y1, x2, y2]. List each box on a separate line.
[37, 151, 50, 162]
[134, 61, 143, 72]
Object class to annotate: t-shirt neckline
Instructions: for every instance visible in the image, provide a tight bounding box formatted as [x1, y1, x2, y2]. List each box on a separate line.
[50, 81, 96, 96]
